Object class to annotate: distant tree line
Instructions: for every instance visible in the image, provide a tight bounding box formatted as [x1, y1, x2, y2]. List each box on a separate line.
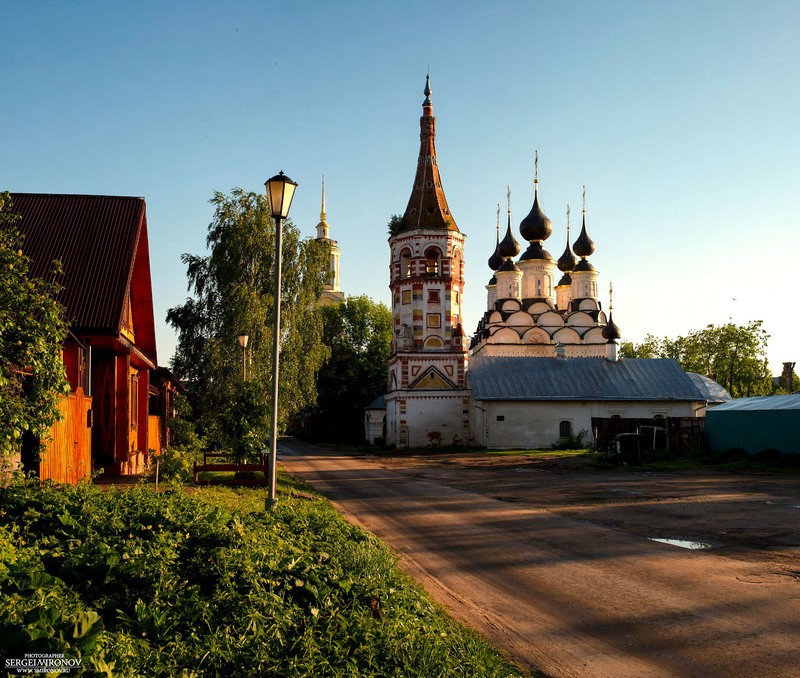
[619, 320, 774, 398]
[167, 188, 331, 460]
[167, 188, 392, 457]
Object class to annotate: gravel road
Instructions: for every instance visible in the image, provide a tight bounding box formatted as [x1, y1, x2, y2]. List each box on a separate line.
[279, 440, 800, 677]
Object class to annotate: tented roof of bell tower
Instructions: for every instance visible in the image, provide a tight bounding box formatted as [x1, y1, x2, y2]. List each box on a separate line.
[397, 75, 459, 234]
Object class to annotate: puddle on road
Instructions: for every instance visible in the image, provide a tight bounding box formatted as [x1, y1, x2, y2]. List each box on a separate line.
[648, 537, 712, 550]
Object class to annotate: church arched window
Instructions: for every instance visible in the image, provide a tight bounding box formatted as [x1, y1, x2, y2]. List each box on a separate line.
[451, 249, 462, 280]
[400, 248, 412, 278]
[425, 247, 441, 276]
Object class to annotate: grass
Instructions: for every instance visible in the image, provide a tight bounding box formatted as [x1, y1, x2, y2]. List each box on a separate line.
[0, 472, 524, 677]
[195, 470, 267, 483]
[358, 445, 593, 459]
[484, 449, 592, 459]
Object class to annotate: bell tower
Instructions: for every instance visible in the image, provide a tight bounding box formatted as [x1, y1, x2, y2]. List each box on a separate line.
[316, 177, 345, 306]
[385, 75, 470, 449]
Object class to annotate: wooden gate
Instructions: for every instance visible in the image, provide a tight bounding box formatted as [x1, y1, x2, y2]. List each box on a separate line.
[40, 389, 92, 483]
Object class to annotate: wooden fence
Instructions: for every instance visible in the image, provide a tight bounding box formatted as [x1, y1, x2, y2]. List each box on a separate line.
[592, 416, 707, 455]
[40, 389, 92, 484]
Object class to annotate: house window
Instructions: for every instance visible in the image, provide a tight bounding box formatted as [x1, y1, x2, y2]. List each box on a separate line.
[402, 290, 411, 304]
[130, 373, 139, 429]
[426, 314, 441, 328]
[428, 289, 440, 303]
[559, 420, 572, 438]
[496, 415, 505, 422]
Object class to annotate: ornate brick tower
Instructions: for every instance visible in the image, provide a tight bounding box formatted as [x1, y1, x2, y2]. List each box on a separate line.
[385, 75, 470, 449]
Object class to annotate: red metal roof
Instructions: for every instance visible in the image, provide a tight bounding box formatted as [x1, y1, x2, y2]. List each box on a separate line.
[11, 193, 158, 365]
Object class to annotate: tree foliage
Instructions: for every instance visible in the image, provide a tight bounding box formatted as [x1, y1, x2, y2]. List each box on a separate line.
[167, 188, 330, 458]
[619, 320, 772, 398]
[0, 192, 69, 458]
[309, 296, 392, 442]
[387, 214, 405, 237]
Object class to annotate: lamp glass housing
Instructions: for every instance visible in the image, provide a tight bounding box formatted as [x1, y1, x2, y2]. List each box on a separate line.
[265, 171, 298, 220]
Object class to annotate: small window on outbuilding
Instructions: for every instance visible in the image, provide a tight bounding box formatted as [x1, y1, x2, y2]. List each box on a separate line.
[559, 420, 572, 438]
[496, 415, 505, 422]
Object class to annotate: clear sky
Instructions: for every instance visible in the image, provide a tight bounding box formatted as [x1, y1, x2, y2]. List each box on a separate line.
[5, 1, 798, 373]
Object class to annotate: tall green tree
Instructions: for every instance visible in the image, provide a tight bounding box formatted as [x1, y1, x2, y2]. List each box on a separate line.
[308, 295, 392, 442]
[620, 320, 772, 398]
[167, 188, 330, 458]
[0, 192, 69, 459]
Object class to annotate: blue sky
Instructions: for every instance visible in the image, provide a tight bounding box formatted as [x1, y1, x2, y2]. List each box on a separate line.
[5, 1, 798, 372]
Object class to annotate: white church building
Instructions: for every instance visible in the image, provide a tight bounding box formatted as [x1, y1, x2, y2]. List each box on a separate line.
[376, 76, 726, 449]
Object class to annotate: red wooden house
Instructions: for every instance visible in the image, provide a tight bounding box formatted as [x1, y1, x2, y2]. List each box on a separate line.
[14, 193, 159, 478]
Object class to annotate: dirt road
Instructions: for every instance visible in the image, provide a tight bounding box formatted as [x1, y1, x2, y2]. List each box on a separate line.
[279, 440, 800, 677]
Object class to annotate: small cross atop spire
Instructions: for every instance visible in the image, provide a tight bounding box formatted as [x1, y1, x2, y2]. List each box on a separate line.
[506, 186, 511, 215]
[582, 185, 586, 213]
[609, 282, 614, 311]
[566, 204, 571, 234]
[534, 150, 539, 185]
[496, 203, 501, 239]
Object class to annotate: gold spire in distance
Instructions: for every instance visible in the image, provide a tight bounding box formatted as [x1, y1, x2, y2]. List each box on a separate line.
[320, 175, 327, 222]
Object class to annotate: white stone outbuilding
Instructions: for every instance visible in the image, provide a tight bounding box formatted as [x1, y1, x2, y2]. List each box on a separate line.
[468, 356, 719, 449]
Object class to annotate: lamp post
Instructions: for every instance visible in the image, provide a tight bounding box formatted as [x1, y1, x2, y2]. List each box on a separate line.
[264, 171, 298, 507]
[237, 334, 249, 380]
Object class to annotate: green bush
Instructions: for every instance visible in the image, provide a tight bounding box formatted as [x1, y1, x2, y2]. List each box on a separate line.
[155, 446, 202, 484]
[0, 477, 521, 676]
[551, 429, 590, 451]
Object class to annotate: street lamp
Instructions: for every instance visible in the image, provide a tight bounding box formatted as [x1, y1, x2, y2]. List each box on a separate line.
[237, 334, 249, 380]
[264, 171, 298, 507]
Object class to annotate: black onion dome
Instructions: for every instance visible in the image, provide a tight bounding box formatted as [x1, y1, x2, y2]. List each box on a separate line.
[557, 272, 572, 286]
[488, 242, 503, 271]
[488, 275, 497, 285]
[497, 221, 521, 259]
[602, 313, 621, 341]
[519, 241, 554, 261]
[557, 240, 577, 272]
[573, 212, 595, 257]
[573, 258, 595, 272]
[497, 258, 520, 272]
[519, 191, 552, 242]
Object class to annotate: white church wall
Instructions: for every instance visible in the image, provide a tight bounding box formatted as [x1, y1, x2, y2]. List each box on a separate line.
[387, 391, 471, 448]
[471, 399, 698, 449]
